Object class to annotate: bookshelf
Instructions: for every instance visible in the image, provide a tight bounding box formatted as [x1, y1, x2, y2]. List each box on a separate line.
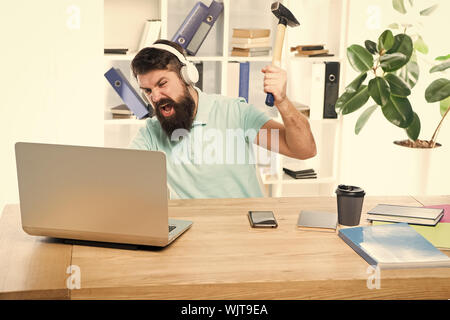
[102, 0, 349, 196]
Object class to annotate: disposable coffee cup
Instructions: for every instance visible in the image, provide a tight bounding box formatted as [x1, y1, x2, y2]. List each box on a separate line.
[335, 184, 365, 226]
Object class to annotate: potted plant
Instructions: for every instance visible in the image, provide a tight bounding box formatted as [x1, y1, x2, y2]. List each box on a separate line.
[335, 0, 450, 149]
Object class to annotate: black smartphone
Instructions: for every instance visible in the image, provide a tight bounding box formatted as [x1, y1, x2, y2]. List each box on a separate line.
[248, 211, 278, 228]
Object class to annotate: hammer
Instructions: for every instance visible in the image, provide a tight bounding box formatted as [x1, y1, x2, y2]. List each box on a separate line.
[266, 2, 300, 107]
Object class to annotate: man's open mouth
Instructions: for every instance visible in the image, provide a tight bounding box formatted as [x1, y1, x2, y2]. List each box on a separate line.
[160, 104, 175, 117]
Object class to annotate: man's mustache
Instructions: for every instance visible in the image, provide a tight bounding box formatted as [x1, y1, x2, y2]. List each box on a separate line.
[155, 98, 175, 109]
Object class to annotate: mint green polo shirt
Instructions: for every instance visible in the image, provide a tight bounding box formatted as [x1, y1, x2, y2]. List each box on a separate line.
[129, 88, 271, 199]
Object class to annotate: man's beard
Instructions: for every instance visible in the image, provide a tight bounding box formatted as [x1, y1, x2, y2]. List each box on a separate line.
[154, 86, 196, 138]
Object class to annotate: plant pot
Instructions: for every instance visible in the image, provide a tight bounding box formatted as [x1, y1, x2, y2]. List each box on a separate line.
[390, 140, 449, 195]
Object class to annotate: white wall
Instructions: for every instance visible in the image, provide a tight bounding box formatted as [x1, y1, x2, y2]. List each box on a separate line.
[0, 0, 104, 215]
[339, 0, 450, 195]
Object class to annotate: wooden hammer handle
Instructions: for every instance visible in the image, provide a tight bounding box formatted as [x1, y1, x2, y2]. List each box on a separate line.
[266, 23, 287, 106]
[272, 23, 286, 67]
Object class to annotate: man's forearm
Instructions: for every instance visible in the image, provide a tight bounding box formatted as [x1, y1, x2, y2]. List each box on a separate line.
[277, 98, 317, 159]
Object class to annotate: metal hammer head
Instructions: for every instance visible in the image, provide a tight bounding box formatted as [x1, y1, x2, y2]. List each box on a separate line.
[271, 2, 300, 27]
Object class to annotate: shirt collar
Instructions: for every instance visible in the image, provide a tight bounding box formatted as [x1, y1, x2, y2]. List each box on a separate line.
[192, 87, 210, 127]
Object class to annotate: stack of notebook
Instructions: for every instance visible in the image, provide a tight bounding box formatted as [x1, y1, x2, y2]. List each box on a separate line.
[369, 204, 450, 250]
[367, 204, 444, 226]
[231, 28, 271, 57]
[290, 44, 333, 57]
[283, 168, 317, 179]
[338, 223, 450, 269]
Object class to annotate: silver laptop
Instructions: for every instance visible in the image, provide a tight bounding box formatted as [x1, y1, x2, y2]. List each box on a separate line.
[14, 142, 192, 247]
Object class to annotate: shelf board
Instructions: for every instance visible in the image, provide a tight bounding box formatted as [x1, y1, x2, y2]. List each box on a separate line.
[187, 56, 225, 62]
[261, 173, 336, 185]
[104, 119, 146, 125]
[289, 55, 343, 63]
[104, 54, 274, 63]
[104, 53, 137, 61]
[227, 56, 273, 63]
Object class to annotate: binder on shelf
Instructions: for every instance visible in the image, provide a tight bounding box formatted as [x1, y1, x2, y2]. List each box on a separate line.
[185, 0, 224, 56]
[310, 61, 340, 120]
[226, 62, 240, 98]
[171, 2, 209, 51]
[138, 19, 162, 51]
[239, 62, 250, 102]
[104, 67, 152, 119]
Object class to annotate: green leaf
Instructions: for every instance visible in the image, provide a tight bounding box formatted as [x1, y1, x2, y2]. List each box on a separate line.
[388, 23, 399, 29]
[408, 0, 414, 6]
[347, 45, 374, 72]
[380, 52, 408, 72]
[336, 85, 370, 115]
[420, 4, 438, 16]
[355, 104, 378, 134]
[387, 34, 413, 60]
[414, 36, 428, 54]
[405, 112, 421, 141]
[397, 59, 419, 89]
[435, 54, 450, 61]
[365, 40, 377, 54]
[440, 96, 450, 117]
[430, 61, 450, 73]
[381, 95, 414, 128]
[392, 0, 407, 14]
[378, 30, 395, 52]
[368, 77, 391, 106]
[385, 73, 411, 97]
[345, 73, 367, 93]
[425, 78, 450, 103]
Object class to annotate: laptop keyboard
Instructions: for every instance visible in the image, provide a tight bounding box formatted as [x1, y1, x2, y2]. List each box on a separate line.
[169, 225, 176, 232]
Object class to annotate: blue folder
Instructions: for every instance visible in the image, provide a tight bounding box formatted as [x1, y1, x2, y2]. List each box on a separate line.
[185, 0, 224, 56]
[171, 2, 209, 52]
[104, 67, 152, 119]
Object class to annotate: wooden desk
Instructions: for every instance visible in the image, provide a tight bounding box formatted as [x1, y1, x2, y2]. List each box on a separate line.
[1, 196, 449, 300]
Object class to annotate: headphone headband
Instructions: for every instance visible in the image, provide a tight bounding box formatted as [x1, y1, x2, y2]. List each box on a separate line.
[148, 43, 199, 85]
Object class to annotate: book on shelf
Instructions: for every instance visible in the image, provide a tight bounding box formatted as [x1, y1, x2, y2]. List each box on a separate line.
[138, 19, 161, 51]
[238, 62, 249, 102]
[110, 104, 137, 120]
[367, 204, 444, 226]
[110, 104, 133, 115]
[232, 28, 270, 38]
[291, 44, 325, 51]
[231, 49, 270, 57]
[231, 36, 271, 45]
[291, 44, 334, 58]
[372, 204, 450, 250]
[295, 49, 329, 56]
[112, 114, 138, 120]
[226, 61, 250, 102]
[338, 223, 450, 269]
[232, 42, 271, 49]
[297, 211, 337, 233]
[104, 48, 128, 55]
[226, 62, 240, 98]
[283, 167, 317, 179]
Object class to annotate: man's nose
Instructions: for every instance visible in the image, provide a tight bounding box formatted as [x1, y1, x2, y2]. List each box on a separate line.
[150, 88, 162, 104]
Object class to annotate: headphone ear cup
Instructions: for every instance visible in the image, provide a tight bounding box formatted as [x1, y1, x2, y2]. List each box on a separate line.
[180, 65, 190, 84]
[187, 63, 199, 84]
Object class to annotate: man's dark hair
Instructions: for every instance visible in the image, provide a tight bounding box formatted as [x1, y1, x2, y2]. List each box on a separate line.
[131, 39, 185, 79]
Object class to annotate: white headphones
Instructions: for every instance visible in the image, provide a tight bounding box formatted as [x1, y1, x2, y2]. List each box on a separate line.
[149, 43, 199, 85]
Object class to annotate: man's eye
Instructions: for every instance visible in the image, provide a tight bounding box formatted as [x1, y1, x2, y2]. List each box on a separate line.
[159, 81, 167, 87]
[144, 89, 151, 94]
